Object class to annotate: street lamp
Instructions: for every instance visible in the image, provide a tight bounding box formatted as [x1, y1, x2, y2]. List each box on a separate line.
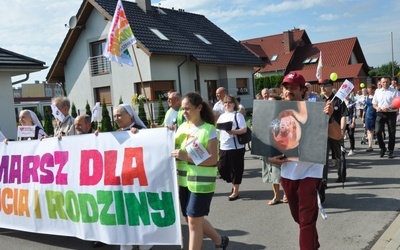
[391, 31, 394, 78]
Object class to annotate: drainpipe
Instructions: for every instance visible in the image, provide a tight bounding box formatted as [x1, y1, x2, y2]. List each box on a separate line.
[252, 67, 262, 98]
[177, 56, 189, 94]
[12, 73, 29, 85]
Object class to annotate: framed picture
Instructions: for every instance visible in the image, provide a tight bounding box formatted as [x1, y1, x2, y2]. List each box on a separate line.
[251, 100, 328, 164]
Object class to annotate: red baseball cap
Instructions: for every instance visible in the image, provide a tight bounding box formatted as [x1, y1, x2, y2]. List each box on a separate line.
[282, 72, 306, 87]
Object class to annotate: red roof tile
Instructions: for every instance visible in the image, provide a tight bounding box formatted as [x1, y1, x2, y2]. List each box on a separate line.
[241, 29, 370, 85]
[241, 29, 311, 72]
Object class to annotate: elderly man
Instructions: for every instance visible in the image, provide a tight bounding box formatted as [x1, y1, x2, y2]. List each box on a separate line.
[213, 87, 227, 119]
[52, 96, 76, 137]
[261, 88, 270, 100]
[163, 92, 184, 129]
[268, 72, 342, 250]
[74, 115, 93, 134]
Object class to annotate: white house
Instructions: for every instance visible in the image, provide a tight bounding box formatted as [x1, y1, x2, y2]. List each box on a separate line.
[46, 0, 263, 120]
[0, 48, 47, 140]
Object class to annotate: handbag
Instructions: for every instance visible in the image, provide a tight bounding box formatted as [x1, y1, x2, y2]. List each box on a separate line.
[234, 113, 252, 145]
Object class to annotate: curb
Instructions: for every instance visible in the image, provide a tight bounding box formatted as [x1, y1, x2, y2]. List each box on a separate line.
[372, 213, 400, 250]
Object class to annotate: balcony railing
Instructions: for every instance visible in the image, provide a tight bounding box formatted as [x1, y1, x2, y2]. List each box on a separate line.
[89, 55, 111, 76]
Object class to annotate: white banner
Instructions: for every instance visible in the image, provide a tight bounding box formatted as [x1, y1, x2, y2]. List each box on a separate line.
[0, 128, 181, 246]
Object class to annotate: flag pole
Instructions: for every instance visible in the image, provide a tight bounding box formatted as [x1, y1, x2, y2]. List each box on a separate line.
[131, 44, 154, 125]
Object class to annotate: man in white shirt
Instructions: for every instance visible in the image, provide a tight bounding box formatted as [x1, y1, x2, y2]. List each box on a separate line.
[213, 87, 227, 120]
[372, 76, 399, 158]
[267, 72, 342, 250]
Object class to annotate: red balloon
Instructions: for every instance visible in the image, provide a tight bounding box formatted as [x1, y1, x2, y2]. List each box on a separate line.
[392, 96, 400, 109]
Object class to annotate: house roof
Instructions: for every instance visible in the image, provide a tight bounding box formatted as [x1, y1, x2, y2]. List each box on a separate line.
[241, 29, 370, 83]
[287, 37, 370, 81]
[47, 0, 263, 83]
[0, 47, 47, 73]
[241, 29, 312, 72]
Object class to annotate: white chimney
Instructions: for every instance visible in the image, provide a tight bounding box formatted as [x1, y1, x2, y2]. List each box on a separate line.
[137, 0, 151, 13]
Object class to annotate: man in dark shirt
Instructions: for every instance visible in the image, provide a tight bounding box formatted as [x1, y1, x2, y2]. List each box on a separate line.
[320, 80, 348, 200]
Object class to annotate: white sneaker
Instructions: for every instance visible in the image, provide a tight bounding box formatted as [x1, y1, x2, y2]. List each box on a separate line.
[348, 150, 355, 156]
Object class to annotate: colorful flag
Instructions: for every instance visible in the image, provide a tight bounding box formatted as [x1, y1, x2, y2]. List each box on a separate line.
[103, 0, 136, 66]
[316, 51, 323, 82]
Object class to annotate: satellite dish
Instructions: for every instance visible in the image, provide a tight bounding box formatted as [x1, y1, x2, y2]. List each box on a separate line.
[68, 16, 78, 29]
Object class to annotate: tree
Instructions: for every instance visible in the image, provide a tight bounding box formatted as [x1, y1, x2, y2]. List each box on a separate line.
[100, 99, 113, 132]
[71, 102, 78, 118]
[157, 98, 166, 125]
[369, 61, 400, 78]
[85, 100, 97, 130]
[43, 106, 54, 136]
[85, 100, 92, 117]
[138, 99, 148, 127]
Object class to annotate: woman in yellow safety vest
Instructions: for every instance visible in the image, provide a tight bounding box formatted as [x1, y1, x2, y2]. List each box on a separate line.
[171, 92, 229, 250]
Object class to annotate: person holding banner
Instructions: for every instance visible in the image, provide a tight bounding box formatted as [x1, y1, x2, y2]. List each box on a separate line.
[52, 96, 76, 138]
[267, 72, 342, 250]
[171, 92, 229, 250]
[111, 104, 150, 250]
[114, 104, 147, 133]
[74, 115, 94, 134]
[3, 109, 47, 143]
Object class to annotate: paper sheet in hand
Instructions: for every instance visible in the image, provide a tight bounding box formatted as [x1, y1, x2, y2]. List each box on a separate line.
[17, 126, 35, 138]
[185, 137, 211, 165]
[51, 104, 65, 122]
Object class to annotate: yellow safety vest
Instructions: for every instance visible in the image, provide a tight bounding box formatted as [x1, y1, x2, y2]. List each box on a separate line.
[175, 122, 217, 193]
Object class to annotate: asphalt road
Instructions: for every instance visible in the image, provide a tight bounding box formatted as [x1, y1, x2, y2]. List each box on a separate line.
[0, 120, 399, 250]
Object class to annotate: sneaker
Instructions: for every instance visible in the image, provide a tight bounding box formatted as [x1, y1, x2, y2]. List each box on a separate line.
[388, 152, 395, 158]
[347, 150, 355, 156]
[215, 235, 229, 250]
[366, 147, 373, 152]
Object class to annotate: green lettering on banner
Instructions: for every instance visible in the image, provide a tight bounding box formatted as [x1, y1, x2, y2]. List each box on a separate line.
[78, 193, 98, 223]
[45, 190, 68, 220]
[97, 191, 117, 225]
[124, 192, 150, 226]
[113, 191, 126, 225]
[65, 191, 80, 222]
[147, 192, 175, 227]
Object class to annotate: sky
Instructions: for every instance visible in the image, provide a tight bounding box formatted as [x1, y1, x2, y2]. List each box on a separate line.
[1, 0, 400, 85]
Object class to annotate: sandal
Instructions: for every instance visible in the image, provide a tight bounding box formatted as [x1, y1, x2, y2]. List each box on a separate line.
[282, 196, 288, 203]
[268, 198, 281, 206]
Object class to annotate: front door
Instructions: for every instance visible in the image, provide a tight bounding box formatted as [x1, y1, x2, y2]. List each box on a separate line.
[206, 80, 217, 105]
